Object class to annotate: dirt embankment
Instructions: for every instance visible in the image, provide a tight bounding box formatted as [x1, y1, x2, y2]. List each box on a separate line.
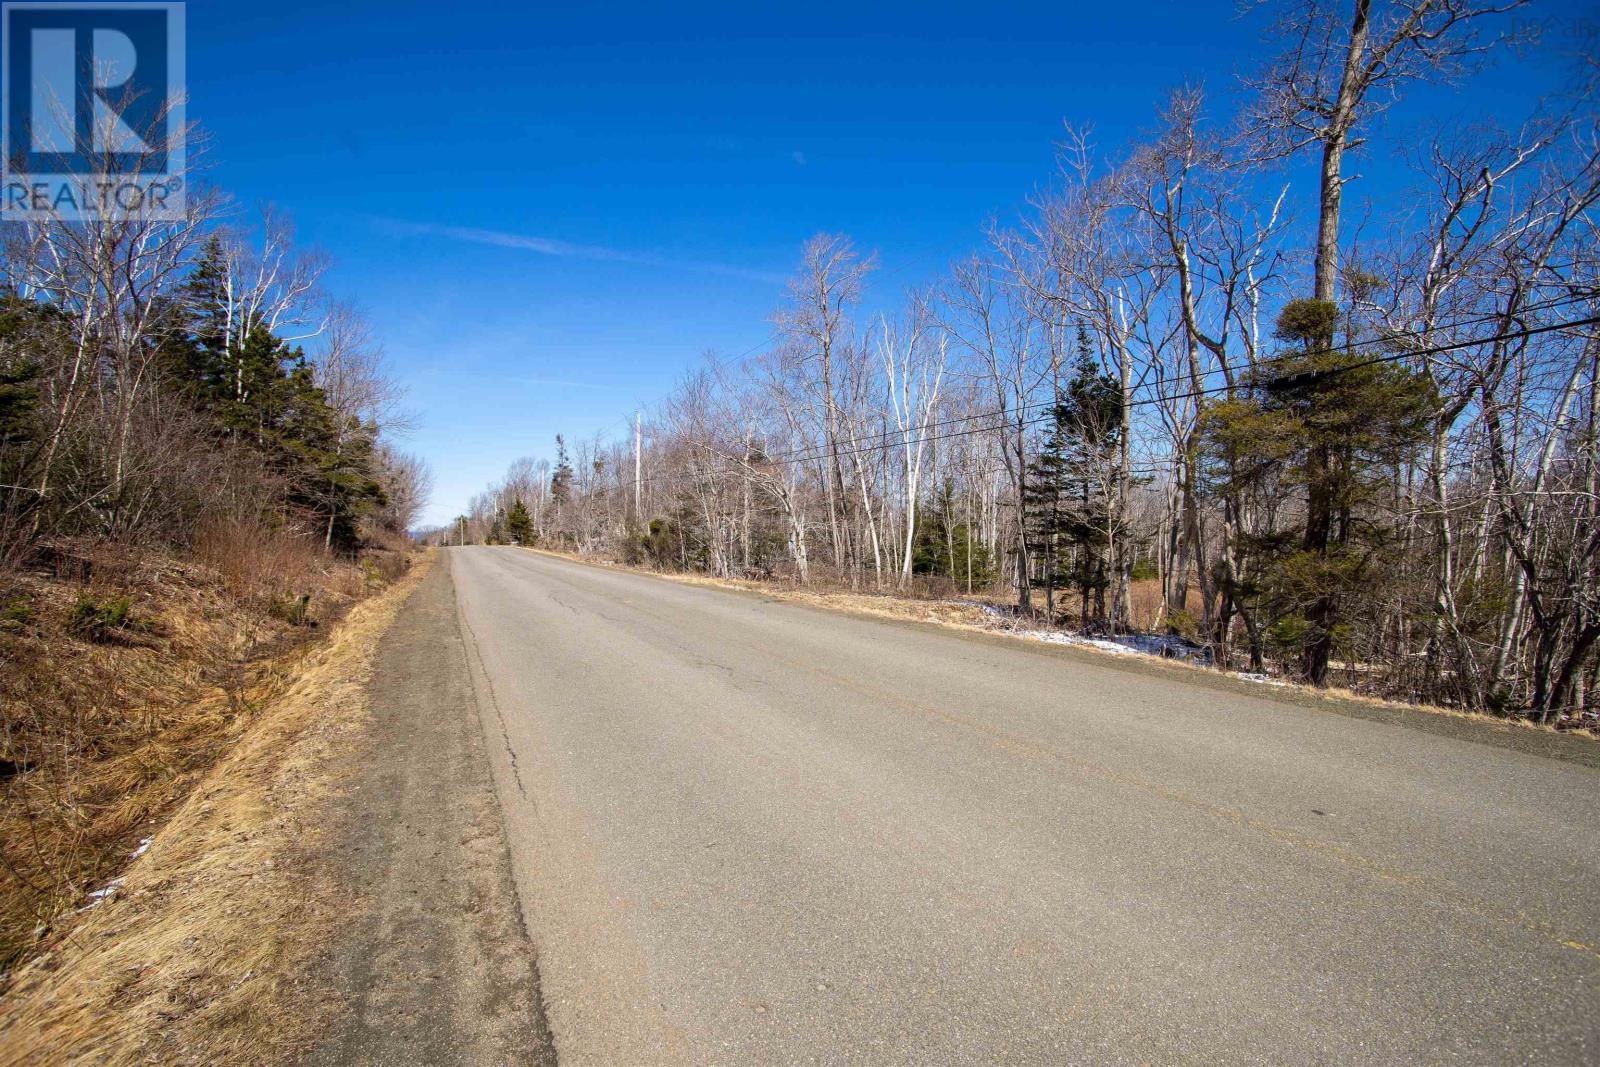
[0, 531, 409, 970]
[0, 548, 426, 1065]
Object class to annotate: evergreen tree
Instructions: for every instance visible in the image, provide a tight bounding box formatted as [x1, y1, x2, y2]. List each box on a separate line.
[0, 300, 43, 450]
[0, 322, 43, 539]
[550, 435, 574, 507]
[1201, 299, 1433, 684]
[505, 499, 534, 544]
[161, 261, 388, 552]
[911, 478, 993, 590]
[0, 361, 39, 446]
[169, 235, 232, 399]
[1023, 331, 1123, 627]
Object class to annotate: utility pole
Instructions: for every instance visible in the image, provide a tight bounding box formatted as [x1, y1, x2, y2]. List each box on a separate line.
[634, 410, 643, 522]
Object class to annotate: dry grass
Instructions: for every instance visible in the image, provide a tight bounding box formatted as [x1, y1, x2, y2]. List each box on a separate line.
[0, 536, 375, 972]
[191, 519, 328, 604]
[0, 551, 431, 1065]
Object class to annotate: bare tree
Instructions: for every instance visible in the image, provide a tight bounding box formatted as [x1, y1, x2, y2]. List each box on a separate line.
[941, 256, 1042, 611]
[774, 235, 876, 574]
[878, 304, 947, 585]
[1248, 0, 1531, 303]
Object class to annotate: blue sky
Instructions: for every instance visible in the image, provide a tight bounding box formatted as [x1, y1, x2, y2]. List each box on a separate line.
[185, 0, 1592, 526]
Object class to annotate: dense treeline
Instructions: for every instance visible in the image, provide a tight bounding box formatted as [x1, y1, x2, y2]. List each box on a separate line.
[0, 199, 428, 568]
[443, 0, 1599, 724]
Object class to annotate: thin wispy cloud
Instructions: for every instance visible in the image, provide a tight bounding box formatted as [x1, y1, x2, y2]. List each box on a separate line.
[373, 217, 786, 284]
[513, 377, 621, 390]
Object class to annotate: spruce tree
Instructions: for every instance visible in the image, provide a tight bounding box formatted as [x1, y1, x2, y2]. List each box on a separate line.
[165, 261, 388, 552]
[1201, 299, 1433, 684]
[912, 479, 993, 590]
[1024, 332, 1123, 627]
[505, 499, 534, 545]
[550, 435, 574, 507]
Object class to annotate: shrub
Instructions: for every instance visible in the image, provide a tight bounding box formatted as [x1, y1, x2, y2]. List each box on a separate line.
[268, 592, 312, 627]
[67, 594, 134, 640]
[1165, 607, 1202, 641]
[193, 517, 322, 600]
[359, 550, 409, 586]
[1, 595, 35, 630]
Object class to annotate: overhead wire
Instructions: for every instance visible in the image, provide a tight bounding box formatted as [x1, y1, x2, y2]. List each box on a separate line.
[622, 305, 1600, 491]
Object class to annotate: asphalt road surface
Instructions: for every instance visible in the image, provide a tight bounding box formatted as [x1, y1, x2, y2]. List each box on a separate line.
[444, 546, 1599, 1065]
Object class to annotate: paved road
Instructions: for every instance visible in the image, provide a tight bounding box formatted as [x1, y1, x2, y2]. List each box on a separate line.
[446, 546, 1600, 1065]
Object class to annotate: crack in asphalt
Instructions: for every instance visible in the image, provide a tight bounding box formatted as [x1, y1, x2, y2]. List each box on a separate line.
[456, 586, 531, 803]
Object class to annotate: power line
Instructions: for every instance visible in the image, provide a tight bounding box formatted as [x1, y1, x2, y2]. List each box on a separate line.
[619, 291, 1593, 480]
[578, 310, 1600, 498]
[480, 303, 1598, 503]
[688, 302, 1600, 477]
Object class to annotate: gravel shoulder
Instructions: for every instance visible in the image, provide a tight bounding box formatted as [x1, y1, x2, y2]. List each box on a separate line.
[304, 556, 555, 1066]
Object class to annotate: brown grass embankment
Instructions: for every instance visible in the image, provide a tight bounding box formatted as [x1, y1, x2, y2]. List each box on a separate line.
[0, 523, 403, 973]
[0, 547, 429, 1064]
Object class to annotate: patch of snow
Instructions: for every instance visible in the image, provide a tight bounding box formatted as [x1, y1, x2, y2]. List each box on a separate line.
[1109, 632, 1212, 661]
[130, 837, 151, 859]
[76, 877, 126, 912]
[1037, 630, 1210, 662]
[1235, 672, 1289, 687]
[965, 602, 1213, 664]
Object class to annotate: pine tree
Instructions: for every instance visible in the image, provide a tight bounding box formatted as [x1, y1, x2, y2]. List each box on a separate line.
[550, 435, 574, 507]
[166, 259, 388, 552]
[0, 301, 42, 449]
[505, 499, 534, 545]
[157, 236, 234, 405]
[911, 478, 993, 590]
[0, 302, 44, 541]
[1201, 299, 1433, 684]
